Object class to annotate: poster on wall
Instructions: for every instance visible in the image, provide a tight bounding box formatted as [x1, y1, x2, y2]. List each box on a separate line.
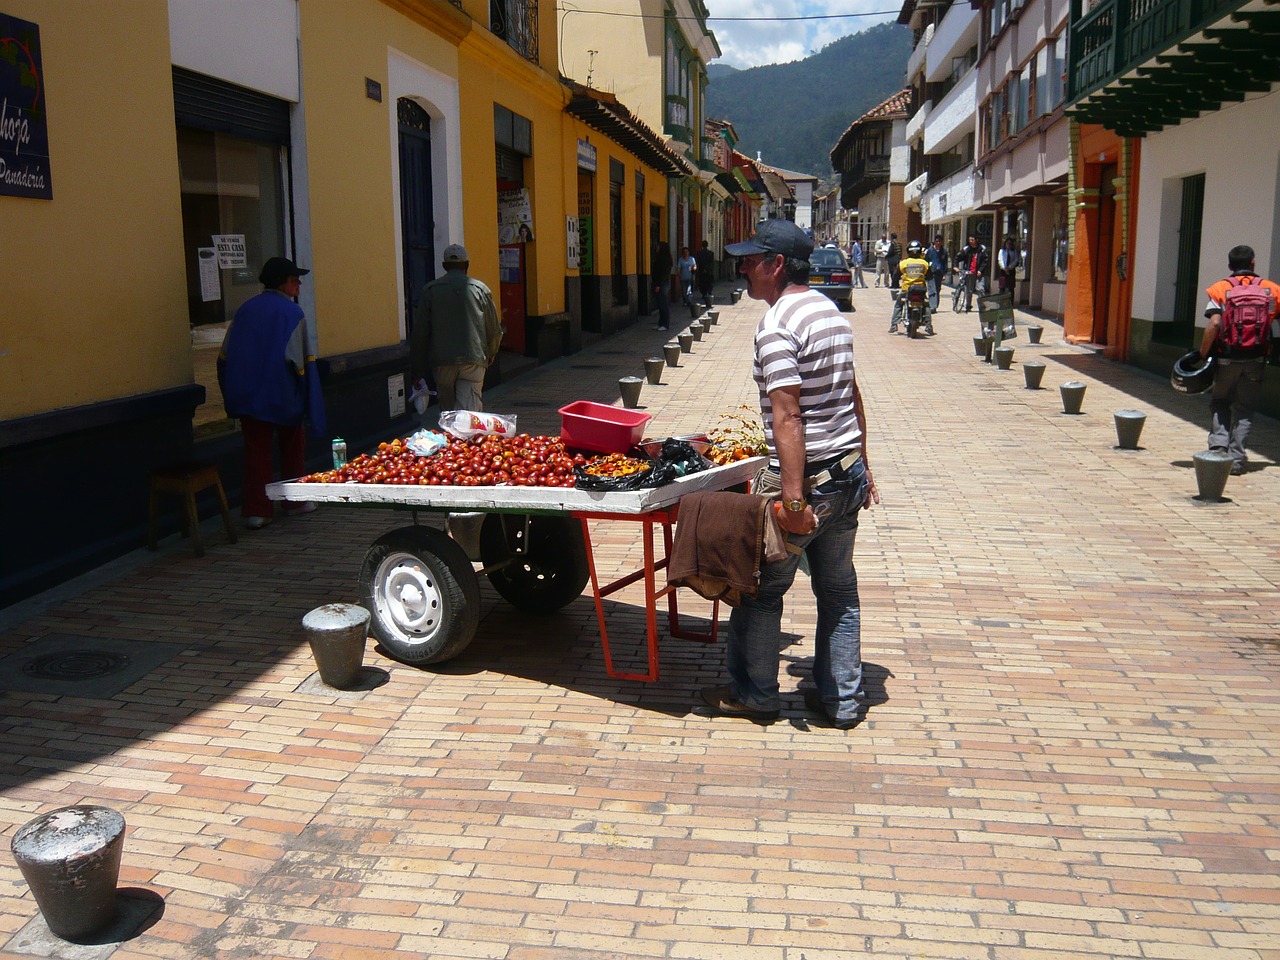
[0, 13, 53, 200]
[497, 188, 534, 243]
[566, 216, 580, 269]
[212, 234, 247, 269]
[197, 247, 221, 302]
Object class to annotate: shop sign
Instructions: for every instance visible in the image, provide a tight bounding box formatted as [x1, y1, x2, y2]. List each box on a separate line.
[0, 13, 52, 200]
[576, 138, 596, 172]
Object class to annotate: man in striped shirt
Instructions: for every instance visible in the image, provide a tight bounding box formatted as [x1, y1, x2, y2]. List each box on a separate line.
[700, 219, 880, 730]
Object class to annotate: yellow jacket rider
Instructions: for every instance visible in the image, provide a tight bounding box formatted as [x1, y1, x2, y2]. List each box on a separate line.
[890, 241, 933, 335]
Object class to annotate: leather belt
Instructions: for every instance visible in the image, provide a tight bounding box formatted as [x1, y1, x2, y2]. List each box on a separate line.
[805, 448, 862, 488]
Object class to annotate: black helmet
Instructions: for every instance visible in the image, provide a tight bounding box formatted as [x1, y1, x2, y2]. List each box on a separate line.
[907, 240, 923, 256]
[1171, 351, 1215, 394]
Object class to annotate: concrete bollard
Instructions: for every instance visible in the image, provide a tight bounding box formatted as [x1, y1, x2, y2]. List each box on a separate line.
[644, 357, 665, 385]
[301, 603, 369, 689]
[678, 332, 694, 353]
[619, 376, 643, 408]
[1193, 450, 1233, 501]
[1114, 410, 1146, 449]
[1060, 381, 1087, 414]
[689, 321, 704, 342]
[1027, 324, 1044, 344]
[12, 805, 126, 941]
[1023, 361, 1046, 389]
[706, 310, 719, 326]
[663, 343, 681, 367]
[973, 335, 988, 357]
[994, 346, 1014, 370]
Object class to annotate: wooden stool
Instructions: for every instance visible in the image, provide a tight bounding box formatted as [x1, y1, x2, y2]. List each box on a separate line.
[148, 460, 238, 556]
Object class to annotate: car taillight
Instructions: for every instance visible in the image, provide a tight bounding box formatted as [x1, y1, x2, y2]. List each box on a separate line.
[832, 272, 851, 283]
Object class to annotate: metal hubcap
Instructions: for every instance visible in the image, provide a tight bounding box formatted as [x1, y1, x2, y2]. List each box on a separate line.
[373, 553, 444, 645]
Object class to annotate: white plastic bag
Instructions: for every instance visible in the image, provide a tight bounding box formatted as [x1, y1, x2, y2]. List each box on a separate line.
[438, 409, 517, 439]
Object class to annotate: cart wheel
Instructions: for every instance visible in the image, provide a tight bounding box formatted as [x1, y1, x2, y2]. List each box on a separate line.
[479, 514, 590, 614]
[359, 526, 480, 665]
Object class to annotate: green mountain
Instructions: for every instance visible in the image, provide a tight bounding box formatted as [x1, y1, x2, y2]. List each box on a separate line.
[706, 22, 912, 179]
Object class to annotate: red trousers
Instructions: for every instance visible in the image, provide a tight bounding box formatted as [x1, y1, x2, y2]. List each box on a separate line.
[240, 416, 306, 519]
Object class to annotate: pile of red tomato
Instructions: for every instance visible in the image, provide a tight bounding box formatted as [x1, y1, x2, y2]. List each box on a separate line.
[301, 435, 586, 487]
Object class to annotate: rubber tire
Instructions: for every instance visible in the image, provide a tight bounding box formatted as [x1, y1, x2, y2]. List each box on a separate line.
[359, 526, 480, 665]
[907, 312, 919, 338]
[479, 514, 590, 614]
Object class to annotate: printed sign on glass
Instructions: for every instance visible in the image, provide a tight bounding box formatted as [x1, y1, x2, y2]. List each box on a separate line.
[0, 13, 52, 200]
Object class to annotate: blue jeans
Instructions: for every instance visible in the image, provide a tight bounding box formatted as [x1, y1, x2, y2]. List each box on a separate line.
[726, 459, 869, 722]
[1208, 358, 1265, 465]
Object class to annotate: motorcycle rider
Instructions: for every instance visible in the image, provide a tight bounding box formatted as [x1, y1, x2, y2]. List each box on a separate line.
[889, 241, 933, 335]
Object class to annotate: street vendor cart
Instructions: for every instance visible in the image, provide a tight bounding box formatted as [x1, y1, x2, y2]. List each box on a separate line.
[267, 455, 763, 682]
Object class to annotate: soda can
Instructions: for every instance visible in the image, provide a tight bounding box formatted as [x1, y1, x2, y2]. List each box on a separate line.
[331, 438, 347, 469]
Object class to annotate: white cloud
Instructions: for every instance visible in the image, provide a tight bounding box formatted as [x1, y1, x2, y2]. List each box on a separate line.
[707, 0, 899, 69]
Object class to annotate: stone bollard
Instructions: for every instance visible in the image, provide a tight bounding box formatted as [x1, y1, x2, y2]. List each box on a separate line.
[706, 310, 719, 326]
[1193, 450, 1233, 501]
[1060, 381, 1087, 414]
[1023, 361, 1046, 389]
[663, 343, 681, 367]
[12, 805, 126, 941]
[994, 346, 1014, 370]
[644, 357, 665, 385]
[678, 332, 694, 353]
[973, 335, 989, 357]
[1114, 410, 1146, 449]
[618, 376, 643, 408]
[689, 321, 704, 342]
[1027, 324, 1044, 344]
[301, 603, 369, 689]
[732, 289, 742, 304]
[982, 338, 995, 363]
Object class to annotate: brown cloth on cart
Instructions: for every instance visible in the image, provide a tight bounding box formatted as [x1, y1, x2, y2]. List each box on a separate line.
[667, 491, 791, 607]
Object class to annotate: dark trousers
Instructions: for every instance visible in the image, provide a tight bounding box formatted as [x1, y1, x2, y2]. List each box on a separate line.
[240, 416, 306, 518]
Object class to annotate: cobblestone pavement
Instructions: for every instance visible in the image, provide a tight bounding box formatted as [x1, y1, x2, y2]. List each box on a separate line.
[2, 283, 1278, 960]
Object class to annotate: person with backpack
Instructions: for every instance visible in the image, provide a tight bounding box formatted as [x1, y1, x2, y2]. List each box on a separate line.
[1198, 244, 1280, 474]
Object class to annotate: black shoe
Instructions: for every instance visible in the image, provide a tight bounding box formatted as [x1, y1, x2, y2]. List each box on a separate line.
[802, 689, 864, 730]
[699, 686, 779, 724]
[1230, 461, 1246, 476]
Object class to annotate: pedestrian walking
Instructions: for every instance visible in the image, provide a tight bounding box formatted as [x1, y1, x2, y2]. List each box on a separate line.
[956, 235, 988, 312]
[677, 246, 698, 318]
[886, 233, 903, 288]
[997, 238, 1020, 294]
[874, 233, 889, 287]
[700, 218, 880, 729]
[1198, 243, 1279, 475]
[851, 237, 868, 288]
[924, 236, 948, 312]
[410, 243, 503, 413]
[652, 241, 673, 330]
[695, 240, 716, 311]
[217, 256, 325, 529]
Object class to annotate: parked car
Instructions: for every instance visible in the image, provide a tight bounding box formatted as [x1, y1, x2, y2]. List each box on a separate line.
[808, 246, 853, 311]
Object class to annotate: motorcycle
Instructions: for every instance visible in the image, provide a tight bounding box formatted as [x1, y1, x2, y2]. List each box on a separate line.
[905, 284, 928, 338]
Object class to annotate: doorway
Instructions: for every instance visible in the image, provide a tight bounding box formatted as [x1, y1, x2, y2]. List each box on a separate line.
[398, 98, 435, 335]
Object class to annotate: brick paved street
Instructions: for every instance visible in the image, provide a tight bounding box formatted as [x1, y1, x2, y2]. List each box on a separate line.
[1, 284, 1278, 960]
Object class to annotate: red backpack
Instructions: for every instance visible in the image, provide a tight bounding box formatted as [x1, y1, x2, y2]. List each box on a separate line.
[1219, 276, 1274, 356]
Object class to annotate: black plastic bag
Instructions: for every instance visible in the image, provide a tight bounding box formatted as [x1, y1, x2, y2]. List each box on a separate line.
[573, 456, 656, 491]
[645, 439, 711, 487]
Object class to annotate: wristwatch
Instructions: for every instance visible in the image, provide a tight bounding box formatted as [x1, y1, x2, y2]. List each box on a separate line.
[783, 498, 807, 513]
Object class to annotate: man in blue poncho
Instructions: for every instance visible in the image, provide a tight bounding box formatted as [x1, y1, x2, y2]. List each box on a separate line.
[218, 256, 322, 529]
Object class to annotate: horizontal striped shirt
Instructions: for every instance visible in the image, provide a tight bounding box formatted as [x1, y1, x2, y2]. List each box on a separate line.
[753, 289, 862, 467]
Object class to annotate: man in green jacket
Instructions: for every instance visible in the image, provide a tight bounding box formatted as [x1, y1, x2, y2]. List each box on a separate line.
[411, 244, 504, 412]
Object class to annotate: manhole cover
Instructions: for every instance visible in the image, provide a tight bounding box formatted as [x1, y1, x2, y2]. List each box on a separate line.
[24, 650, 131, 681]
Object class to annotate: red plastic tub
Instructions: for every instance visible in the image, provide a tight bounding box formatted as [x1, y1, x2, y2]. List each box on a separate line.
[558, 401, 653, 454]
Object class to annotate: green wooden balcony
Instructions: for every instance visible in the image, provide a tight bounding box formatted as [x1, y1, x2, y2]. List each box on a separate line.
[1067, 0, 1280, 136]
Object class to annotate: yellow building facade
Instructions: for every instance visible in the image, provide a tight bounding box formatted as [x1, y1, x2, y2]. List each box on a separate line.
[1, 0, 680, 605]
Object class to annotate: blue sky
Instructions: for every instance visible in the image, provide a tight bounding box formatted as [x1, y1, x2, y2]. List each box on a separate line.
[706, 0, 899, 69]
